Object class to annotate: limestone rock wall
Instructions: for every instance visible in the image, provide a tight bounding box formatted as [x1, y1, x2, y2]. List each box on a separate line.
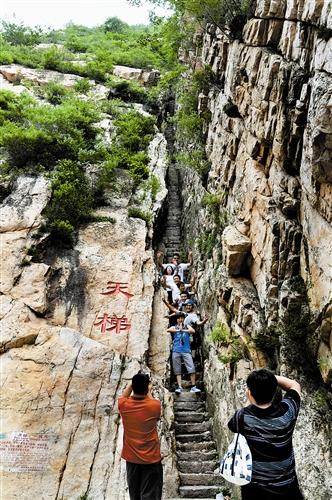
[0, 107, 178, 497]
[179, 1, 332, 498]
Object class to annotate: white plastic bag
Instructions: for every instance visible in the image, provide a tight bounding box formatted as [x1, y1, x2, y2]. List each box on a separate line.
[220, 433, 252, 486]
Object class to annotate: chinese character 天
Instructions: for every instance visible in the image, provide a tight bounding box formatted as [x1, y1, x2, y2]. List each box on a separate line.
[101, 281, 134, 299]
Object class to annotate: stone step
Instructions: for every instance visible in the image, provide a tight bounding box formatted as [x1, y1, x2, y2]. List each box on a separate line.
[178, 461, 218, 474]
[177, 450, 218, 462]
[175, 421, 211, 434]
[176, 431, 212, 443]
[174, 402, 205, 412]
[167, 209, 180, 214]
[167, 216, 182, 222]
[179, 485, 222, 498]
[179, 472, 223, 486]
[165, 238, 182, 245]
[174, 392, 205, 402]
[177, 441, 217, 452]
[175, 412, 207, 423]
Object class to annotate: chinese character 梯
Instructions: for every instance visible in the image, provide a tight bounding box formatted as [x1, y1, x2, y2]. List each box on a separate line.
[94, 313, 131, 335]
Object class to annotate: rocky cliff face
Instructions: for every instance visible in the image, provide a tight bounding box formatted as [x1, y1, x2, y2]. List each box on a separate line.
[179, 0, 332, 498]
[0, 66, 179, 497]
[1, 3, 331, 497]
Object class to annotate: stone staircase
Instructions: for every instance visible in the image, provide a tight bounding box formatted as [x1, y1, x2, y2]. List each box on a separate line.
[174, 391, 224, 499]
[161, 162, 182, 260]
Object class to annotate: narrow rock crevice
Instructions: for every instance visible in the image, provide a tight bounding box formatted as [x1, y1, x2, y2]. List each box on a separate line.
[150, 148, 224, 499]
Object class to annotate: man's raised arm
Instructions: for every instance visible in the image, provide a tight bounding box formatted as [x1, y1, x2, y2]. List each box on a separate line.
[275, 375, 301, 396]
[121, 383, 133, 398]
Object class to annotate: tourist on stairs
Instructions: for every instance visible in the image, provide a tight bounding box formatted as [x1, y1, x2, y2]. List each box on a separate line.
[157, 250, 193, 282]
[228, 369, 303, 500]
[160, 264, 178, 303]
[163, 298, 208, 330]
[167, 312, 201, 394]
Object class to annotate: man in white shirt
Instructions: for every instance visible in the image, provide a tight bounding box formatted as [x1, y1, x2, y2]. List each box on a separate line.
[157, 251, 193, 282]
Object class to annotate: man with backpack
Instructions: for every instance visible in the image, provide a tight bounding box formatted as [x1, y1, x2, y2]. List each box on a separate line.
[228, 369, 303, 499]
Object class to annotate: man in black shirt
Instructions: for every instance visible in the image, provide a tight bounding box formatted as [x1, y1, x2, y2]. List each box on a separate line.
[228, 369, 303, 500]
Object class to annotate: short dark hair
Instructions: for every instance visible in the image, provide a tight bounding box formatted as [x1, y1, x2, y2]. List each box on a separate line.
[246, 369, 277, 405]
[132, 373, 150, 395]
[177, 312, 185, 318]
[173, 253, 180, 258]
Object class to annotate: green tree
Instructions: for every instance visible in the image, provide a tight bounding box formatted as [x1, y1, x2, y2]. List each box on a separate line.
[103, 17, 129, 33]
[129, 0, 253, 38]
[1, 21, 43, 45]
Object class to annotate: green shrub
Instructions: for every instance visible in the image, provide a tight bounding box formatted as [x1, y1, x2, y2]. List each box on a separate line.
[106, 76, 146, 103]
[42, 46, 66, 70]
[0, 96, 101, 169]
[150, 174, 160, 200]
[103, 148, 150, 186]
[114, 111, 155, 152]
[46, 159, 93, 244]
[218, 344, 242, 364]
[196, 228, 218, 259]
[83, 214, 116, 223]
[202, 191, 229, 228]
[0, 90, 35, 125]
[102, 97, 127, 117]
[82, 60, 110, 82]
[208, 320, 230, 345]
[127, 152, 150, 184]
[43, 81, 70, 105]
[48, 219, 75, 244]
[0, 122, 58, 168]
[74, 78, 91, 94]
[208, 320, 244, 364]
[176, 149, 211, 176]
[0, 49, 14, 64]
[64, 36, 89, 52]
[202, 192, 223, 207]
[1, 21, 43, 46]
[128, 207, 151, 222]
[176, 111, 203, 141]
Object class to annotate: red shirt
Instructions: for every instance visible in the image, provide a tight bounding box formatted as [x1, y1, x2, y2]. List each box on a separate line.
[118, 395, 161, 464]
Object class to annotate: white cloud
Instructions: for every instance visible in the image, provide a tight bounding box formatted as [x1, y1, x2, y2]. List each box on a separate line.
[1, 0, 170, 29]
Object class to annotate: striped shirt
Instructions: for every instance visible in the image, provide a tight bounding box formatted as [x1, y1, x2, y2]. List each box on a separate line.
[228, 390, 302, 497]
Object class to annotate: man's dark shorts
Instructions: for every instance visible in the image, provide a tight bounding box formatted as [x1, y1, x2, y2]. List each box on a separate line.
[126, 461, 163, 500]
[241, 479, 303, 500]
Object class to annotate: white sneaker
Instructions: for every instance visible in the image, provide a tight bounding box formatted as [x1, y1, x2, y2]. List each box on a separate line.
[175, 386, 182, 394]
[190, 386, 201, 393]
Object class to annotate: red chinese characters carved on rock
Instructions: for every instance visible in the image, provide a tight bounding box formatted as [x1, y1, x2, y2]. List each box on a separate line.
[101, 281, 134, 299]
[94, 313, 131, 335]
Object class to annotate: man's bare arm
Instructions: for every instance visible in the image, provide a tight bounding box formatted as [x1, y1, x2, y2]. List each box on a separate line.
[275, 375, 301, 396]
[197, 316, 209, 327]
[162, 297, 179, 313]
[156, 250, 164, 268]
[121, 383, 133, 398]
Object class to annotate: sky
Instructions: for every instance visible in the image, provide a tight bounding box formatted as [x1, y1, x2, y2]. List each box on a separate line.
[1, 0, 171, 29]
